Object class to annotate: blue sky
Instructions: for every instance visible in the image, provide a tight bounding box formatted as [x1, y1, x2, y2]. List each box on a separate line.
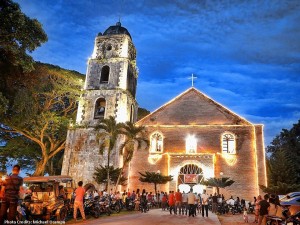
[16, 0, 300, 145]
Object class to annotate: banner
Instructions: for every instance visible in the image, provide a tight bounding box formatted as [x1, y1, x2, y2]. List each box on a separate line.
[184, 174, 198, 183]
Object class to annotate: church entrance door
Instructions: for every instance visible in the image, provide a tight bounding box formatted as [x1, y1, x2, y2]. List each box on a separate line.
[177, 164, 204, 193]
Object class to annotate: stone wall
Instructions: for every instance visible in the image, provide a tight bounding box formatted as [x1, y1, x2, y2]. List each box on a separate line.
[61, 128, 123, 190]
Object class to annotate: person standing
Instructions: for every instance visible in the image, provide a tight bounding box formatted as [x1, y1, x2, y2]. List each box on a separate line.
[168, 191, 176, 214]
[187, 189, 195, 217]
[181, 191, 188, 215]
[0, 165, 23, 224]
[254, 195, 262, 223]
[201, 189, 209, 217]
[212, 193, 218, 213]
[258, 194, 270, 225]
[73, 181, 86, 221]
[140, 189, 147, 213]
[175, 189, 182, 215]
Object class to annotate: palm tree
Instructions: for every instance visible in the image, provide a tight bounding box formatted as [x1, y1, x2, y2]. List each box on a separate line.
[115, 121, 149, 189]
[201, 177, 235, 195]
[139, 171, 173, 194]
[94, 116, 123, 191]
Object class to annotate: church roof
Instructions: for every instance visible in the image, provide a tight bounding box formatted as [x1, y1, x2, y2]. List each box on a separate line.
[137, 87, 252, 126]
[103, 22, 132, 39]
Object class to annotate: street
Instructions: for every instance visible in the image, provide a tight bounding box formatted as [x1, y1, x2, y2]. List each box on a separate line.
[73, 208, 221, 225]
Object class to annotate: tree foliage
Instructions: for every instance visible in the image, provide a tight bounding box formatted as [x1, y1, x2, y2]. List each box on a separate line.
[261, 120, 300, 194]
[94, 117, 148, 190]
[0, 0, 48, 72]
[137, 107, 150, 121]
[94, 116, 124, 190]
[115, 121, 148, 187]
[0, 62, 83, 175]
[93, 166, 127, 187]
[201, 177, 235, 195]
[139, 171, 173, 194]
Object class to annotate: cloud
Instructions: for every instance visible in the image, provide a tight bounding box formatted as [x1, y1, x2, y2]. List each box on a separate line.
[14, 0, 300, 147]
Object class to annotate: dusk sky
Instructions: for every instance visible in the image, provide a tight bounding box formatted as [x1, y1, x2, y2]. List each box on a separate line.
[15, 0, 300, 145]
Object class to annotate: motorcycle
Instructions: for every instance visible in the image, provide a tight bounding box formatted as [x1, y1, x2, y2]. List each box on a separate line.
[125, 197, 135, 211]
[109, 197, 122, 213]
[266, 208, 300, 225]
[79, 197, 100, 218]
[230, 204, 242, 215]
[98, 196, 111, 216]
[247, 202, 255, 214]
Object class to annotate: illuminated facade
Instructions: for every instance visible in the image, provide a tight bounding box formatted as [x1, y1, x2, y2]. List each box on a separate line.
[61, 22, 267, 199]
[129, 88, 267, 199]
[61, 22, 138, 185]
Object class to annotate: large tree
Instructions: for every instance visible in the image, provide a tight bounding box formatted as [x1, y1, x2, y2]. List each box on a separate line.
[0, 63, 83, 175]
[139, 171, 173, 194]
[0, 0, 47, 72]
[115, 121, 148, 189]
[260, 120, 300, 194]
[201, 177, 235, 195]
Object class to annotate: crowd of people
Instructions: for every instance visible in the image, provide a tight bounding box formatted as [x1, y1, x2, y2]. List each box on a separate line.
[0, 165, 296, 225]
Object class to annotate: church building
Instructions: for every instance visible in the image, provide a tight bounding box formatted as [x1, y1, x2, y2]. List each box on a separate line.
[61, 22, 267, 200]
[129, 87, 267, 199]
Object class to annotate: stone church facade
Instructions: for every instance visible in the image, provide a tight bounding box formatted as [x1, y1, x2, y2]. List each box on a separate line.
[61, 22, 267, 199]
[129, 88, 267, 199]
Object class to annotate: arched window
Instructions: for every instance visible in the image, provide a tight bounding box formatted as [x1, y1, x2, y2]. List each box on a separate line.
[150, 132, 163, 153]
[222, 133, 236, 154]
[94, 98, 106, 119]
[100, 66, 110, 83]
[186, 135, 197, 154]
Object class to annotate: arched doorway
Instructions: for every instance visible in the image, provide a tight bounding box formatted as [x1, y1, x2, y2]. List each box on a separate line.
[178, 164, 205, 194]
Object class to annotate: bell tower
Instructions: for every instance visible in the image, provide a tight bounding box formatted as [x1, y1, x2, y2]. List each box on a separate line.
[77, 22, 138, 125]
[61, 22, 138, 187]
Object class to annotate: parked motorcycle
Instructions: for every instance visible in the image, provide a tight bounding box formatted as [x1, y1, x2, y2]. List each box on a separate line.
[266, 208, 300, 225]
[230, 204, 242, 215]
[109, 197, 122, 213]
[98, 196, 111, 216]
[80, 197, 100, 218]
[125, 198, 135, 211]
[247, 202, 255, 214]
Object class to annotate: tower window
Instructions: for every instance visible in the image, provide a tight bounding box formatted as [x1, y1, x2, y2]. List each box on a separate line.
[94, 98, 106, 119]
[130, 104, 135, 123]
[150, 132, 163, 153]
[222, 133, 236, 154]
[100, 66, 110, 83]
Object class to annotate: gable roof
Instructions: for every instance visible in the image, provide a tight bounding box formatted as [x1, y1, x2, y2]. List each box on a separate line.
[137, 87, 252, 126]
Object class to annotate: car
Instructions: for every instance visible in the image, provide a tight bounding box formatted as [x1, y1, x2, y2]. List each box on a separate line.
[279, 192, 300, 202]
[280, 196, 300, 216]
[280, 196, 300, 206]
[22, 175, 74, 221]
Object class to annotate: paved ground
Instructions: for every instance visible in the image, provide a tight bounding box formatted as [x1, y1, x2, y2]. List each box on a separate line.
[218, 213, 256, 225]
[72, 208, 221, 225]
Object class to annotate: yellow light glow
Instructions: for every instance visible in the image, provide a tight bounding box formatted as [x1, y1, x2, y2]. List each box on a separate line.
[262, 126, 268, 187]
[186, 135, 197, 154]
[1, 175, 6, 181]
[253, 127, 259, 195]
[217, 152, 237, 166]
[147, 154, 162, 164]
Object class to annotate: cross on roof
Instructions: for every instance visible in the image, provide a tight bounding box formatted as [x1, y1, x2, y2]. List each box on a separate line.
[188, 74, 197, 87]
